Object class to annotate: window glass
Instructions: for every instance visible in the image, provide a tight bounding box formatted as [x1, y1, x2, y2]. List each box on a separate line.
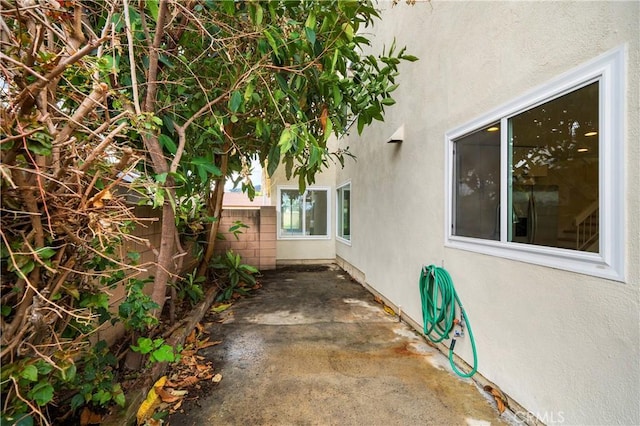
[508, 82, 599, 252]
[305, 190, 328, 236]
[279, 188, 329, 238]
[447, 47, 623, 280]
[337, 184, 351, 241]
[280, 189, 303, 235]
[453, 124, 501, 240]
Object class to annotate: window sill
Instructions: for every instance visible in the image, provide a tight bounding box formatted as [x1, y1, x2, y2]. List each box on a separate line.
[336, 236, 352, 246]
[278, 235, 331, 241]
[445, 236, 625, 282]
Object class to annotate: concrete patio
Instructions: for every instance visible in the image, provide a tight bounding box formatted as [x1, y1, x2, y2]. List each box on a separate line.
[168, 265, 505, 425]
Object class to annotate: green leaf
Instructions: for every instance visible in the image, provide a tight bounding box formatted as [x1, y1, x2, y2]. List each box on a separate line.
[159, 54, 174, 68]
[13, 414, 34, 426]
[20, 365, 38, 382]
[254, 4, 264, 27]
[402, 54, 419, 62]
[146, 0, 159, 21]
[1, 305, 11, 317]
[35, 247, 56, 260]
[381, 97, 396, 106]
[244, 83, 255, 102]
[113, 385, 126, 407]
[151, 345, 175, 363]
[324, 119, 333, 142]
[93, 389, 111, 405]
[127, 251, 141, 262]
[242, 265, 259, 274]
[357, 114, 366, 135]
[222, 0, 235, 15]
[192, 158, 222, 177]
[158, 134, 177, 154]
[71, 393, 85, 410]
[341, 22, 354, 41]
[305, 11, 316, 30]
[263, 29, 279, 58]
[35, 361, 53, 375]
[305, 27, 316, 45]
[332, 85, 343, 105]
[278, 127, 293, 153]
[132, 337, 153, 354]
[155, 173, 168, 184]
[17, 260, 35, 279]
[267, 145, 281, 177]
[28, 382, 54, 406]
[229, 90, 243, 113]
[61, 363, 76, 382]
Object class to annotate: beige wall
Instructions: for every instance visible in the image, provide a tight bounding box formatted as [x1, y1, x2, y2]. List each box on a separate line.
[336, 2, 639, 425]
[269, 141, 337, 263]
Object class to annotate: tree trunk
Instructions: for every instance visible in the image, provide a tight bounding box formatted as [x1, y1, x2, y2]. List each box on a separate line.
[197, 149, 229, 277]
[151, 189, 177, 313]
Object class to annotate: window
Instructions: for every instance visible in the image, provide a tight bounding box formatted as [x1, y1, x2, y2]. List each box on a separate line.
[446, 47, 625, 281]
[337, 182, 351, 243]
[278, 187, 330, 239]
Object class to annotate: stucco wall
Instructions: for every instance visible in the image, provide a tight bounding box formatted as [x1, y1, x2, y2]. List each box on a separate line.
[270, 140, 337, 263]
[336, 1, 639, 425]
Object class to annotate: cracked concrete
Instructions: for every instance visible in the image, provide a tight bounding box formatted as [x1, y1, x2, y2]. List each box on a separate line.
[168, 265, 504, 426]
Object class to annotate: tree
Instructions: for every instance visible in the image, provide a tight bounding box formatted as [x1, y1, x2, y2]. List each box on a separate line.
[1, 0, 414, 423]
[111, 0, 416, 285]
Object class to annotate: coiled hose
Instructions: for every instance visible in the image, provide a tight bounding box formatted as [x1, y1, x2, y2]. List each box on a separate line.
[419, 265, 478, 378]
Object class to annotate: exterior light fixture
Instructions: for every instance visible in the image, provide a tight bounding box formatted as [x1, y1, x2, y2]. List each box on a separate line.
[387, 124, 404, 143]
[578, 148, 589, 153]
[584, 131, 598, 137]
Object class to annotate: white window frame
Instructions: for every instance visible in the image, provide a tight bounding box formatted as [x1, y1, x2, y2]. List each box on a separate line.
[336, 181, 352, 245]
[445, 46, 625, 282]
[277, 186, 331, 240]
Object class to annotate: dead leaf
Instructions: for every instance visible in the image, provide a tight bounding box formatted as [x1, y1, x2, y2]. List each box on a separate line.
[211, 303, 232, 313]
[212, 373, 223, 383]
[137, 376, 167, 425]
[185, 329, 197, 344]
[156, 386, 181, 404]
[199, 372, 214, 381]
[80, 407, 102, 425]
[89, 189, 113, 209]
[484, 385, 508, 414]
[197, 339, 222, 350]
[383, 305, 396, 316]
[170, 399, 183, 413]
[373, 296, 383, 305]
[175, 376, 199, 387]
[168, 389, 188, 397]
[320, 105, 328, 133]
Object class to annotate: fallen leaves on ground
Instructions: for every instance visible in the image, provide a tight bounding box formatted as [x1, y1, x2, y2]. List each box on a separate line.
[137, 376, 167, 425]
[373, 295, 396, 317]
[484, 384, 509, 414]
[211, 303, 232, 313]
[137, 323, 223, 424]
[79, 407, 102, 425]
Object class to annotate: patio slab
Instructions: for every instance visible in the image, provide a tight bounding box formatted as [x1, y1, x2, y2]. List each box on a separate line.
[168, 264, 504, 425]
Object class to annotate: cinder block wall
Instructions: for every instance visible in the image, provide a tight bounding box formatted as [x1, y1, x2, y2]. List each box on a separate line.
[98, 205, 163, 344]
[98, 206, 276, 345]
[214, 206, 276, 270]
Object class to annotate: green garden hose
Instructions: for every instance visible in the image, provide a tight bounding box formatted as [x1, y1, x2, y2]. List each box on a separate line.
[419, 265, 478, 378]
